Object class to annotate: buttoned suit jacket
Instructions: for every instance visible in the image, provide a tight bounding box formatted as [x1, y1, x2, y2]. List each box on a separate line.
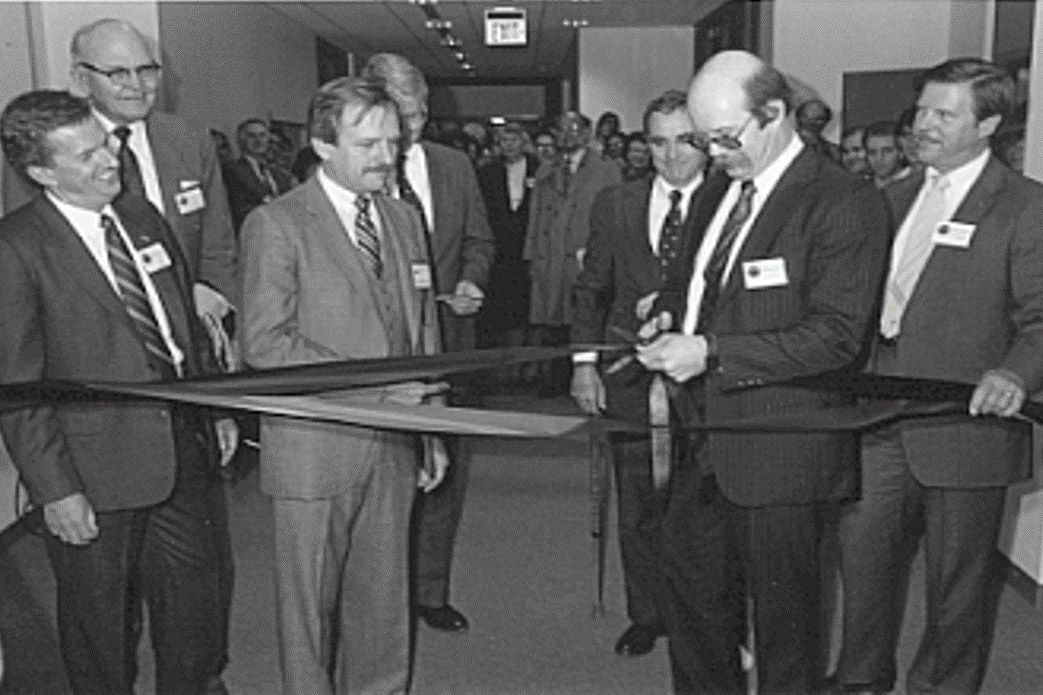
[873, 156, 1043, 487]
[240, 176, 439, 500]
[420, 141, 495, 352]
[661, 147, 891, 507]
[572, 175, 729, 421]
[0, 193, 214, 512]
[525, 148, 623, 327]
[223, 156, 296, 231]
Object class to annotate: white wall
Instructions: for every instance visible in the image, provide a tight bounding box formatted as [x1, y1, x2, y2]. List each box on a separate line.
[578, 26, 695, 133]
[772, 0, 990, 138]
[158, 2, 317, 140]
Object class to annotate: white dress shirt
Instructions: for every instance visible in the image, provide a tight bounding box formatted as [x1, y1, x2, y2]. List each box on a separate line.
[648, 173, 705, 253]
[49, 193, 184, 372]
[505, 157, 528, 212]
[93, 110, 165, 215]
[682, 134, 805, 335]
[402, 142, 435, 234]
[317, 168, 383, 247]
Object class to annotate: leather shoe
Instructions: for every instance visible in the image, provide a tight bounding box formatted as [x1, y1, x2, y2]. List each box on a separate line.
[416, 604, 469, 632]
[613, 623, 661, 656]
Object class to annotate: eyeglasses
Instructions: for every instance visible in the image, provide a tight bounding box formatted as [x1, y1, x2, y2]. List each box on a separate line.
[78, 61, 162, 86]
[686, 114, 756, 152]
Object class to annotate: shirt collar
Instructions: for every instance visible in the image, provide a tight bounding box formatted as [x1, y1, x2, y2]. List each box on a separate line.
[92, 109, 144, 138]
[46, 191, 115, 227]
[317, 168, 360, 208]
[653, 171, 704, 200]
[925, 147, 990, 191]
[751, 132, 804, 196]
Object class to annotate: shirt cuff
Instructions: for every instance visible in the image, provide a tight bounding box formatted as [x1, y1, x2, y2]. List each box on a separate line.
[572, 351, 598, 364]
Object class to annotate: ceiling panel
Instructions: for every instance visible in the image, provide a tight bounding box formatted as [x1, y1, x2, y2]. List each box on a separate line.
[267, 0, 729, 81]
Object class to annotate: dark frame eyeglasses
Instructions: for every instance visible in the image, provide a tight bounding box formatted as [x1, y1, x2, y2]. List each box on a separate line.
[77, 61, 162, 85]
[685, 113, 757, 152]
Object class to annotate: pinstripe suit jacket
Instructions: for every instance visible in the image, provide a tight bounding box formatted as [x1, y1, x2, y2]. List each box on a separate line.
[663, 147, 891, 507]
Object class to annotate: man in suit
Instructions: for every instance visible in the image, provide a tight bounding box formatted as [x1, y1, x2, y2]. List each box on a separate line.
[224, 118, 296, 231]
[525, 111, 623, 395]
[571, 90, 726, 657]
[0, 90, 237, 695]
[362, 53, 495, 634]
[67, 20, 239, 691]
[241, 76, 446, 694]
[830, 58, 1043, 695]
[636, 51, 890, 694]
[476, 121, 536, 357]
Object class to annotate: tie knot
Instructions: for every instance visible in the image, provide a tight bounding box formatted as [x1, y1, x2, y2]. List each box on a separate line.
[929, 172, 949, 191]
[113, 126, 131, 145]
[355, 194, 372, 214]
[100, 213, 117, 235]
[739, 180, 756, 198]
[669, 189, 683, 207]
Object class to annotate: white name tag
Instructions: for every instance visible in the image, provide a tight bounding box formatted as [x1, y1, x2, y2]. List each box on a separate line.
[411, 263, 433, 290]
[742, 257, 788, 289]
[175, 186, 206, 215]
[932, 221, 975, 248]
[139, 242, 172, 274]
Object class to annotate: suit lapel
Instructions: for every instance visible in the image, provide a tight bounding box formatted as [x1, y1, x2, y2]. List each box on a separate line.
[420, 142, 449, 256]
[718, 149, 819, 307]
[375, 196, 424, 348]
[145, 115, 179, 217]
[623, 179, 657, 282]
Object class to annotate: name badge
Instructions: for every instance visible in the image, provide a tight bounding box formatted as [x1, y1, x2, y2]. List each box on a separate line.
[411, 263, 433, 290]
[175, 186, 206, 215]
[742, 257, 788, 290]
[139, 242, 172, 274]
[932, 221, 975, 248]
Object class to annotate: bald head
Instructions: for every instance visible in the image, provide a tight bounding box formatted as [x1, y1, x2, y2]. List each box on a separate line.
[686, 50, 794, 179]
[70, 19, 160, 125]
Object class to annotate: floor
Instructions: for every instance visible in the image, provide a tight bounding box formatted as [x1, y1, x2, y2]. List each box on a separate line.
[3, 396, 1043, 694]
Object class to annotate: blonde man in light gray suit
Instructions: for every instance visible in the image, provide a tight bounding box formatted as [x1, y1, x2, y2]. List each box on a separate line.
[241, 77, 447, 695]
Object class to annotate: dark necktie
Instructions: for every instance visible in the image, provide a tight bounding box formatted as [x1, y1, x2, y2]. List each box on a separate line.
[102, 213, 177, 377]
[696, 180, 756, 333]
[354, 194, 383, 278]
[561, 161, 573, 194]
[113, 125, 147, 200]
[258, 161, 278, 197]
[397, 162, 429, 234]
[656, 189, 684, 284]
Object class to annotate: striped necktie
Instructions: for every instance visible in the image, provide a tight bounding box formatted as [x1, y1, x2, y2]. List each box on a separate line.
[102, 213, 177, 377]
[354, 194, 383, 278]
[113, 125, 147, 201]
[696, 180, 756, 333]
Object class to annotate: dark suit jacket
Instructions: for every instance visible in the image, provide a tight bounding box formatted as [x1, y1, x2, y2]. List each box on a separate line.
[419, 142, 496, 352]
[0, 194, 213, 511]
[662, 146, 891, 507]
[573, 175, 728, 420]
[223, 156, 296, 231]
[873, 156, 1043, 487]
[241, 177, 440, 500]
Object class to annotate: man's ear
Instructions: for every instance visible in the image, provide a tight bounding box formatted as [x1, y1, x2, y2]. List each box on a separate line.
[25, 164, 55, 189]
[978, 113, 1002, 140]
[69, 64, 90, 98]
[760, 100, 785, 126]
[310, 137, 332, 162]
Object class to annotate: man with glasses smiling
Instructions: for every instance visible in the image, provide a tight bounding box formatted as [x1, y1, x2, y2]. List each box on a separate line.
[636, 50, 890, 694]
[68, 19, 239, 695]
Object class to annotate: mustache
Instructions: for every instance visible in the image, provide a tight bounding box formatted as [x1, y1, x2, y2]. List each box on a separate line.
[365, 166, 394, 175]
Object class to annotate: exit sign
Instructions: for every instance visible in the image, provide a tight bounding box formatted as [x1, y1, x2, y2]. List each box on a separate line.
[485, 7, 527, 47]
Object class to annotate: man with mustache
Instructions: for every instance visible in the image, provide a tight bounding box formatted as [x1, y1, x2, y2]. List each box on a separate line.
[240, 76, 447, 694]
[829, 57, 1043, 695]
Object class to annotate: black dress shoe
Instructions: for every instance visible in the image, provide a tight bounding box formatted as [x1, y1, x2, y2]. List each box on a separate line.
[613, 623, 661, 656]
[416, 604, 469, 632]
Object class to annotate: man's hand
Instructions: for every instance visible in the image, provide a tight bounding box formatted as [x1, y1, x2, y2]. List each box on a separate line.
[194, 284, 238, 372]
[44, 492, 98, 546]
[438, 280, 484, 316]
[385, 380, 450, 406]
[635, 292, 660, 322]
[215, 417, 240, 467]
[638, 311, 673, 342]
[970, 369, 1026, 418]
[571, 363, 606, 415]
[419, 437, 450, 492]
[637, 333, 709, 383]
[576, 247, 587, 272]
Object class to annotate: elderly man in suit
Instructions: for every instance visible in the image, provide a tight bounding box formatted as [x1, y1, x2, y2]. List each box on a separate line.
[636, 51, 890, 694]
[362, 53, 495, 634]
[0, 90, 237, 695]
[830, 58, 1043, 695]
[525, 111, 623, 396]
[224, 118, 296, 231]
[571, 89, 726, 658]
[241, 76, 446, 695]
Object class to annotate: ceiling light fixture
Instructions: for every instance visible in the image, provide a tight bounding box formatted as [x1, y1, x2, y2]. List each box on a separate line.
[562, 18, 590, 28]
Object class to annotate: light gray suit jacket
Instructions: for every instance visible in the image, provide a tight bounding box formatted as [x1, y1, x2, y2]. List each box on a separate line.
[240, 176, 439, 500]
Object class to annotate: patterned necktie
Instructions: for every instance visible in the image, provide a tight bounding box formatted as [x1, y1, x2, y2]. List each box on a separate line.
[879, 173, 949, 338]
[113, 125, 147, 200]
[397, 162, 429, 234]
[657, 189, 685, 283]
[354, 194, 383, 278]
[696, 180, 756, 333]
[102, 213, 177, 376]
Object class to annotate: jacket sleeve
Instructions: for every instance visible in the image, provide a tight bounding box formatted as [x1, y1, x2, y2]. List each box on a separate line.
[571, 189, 617, 344]
[999, 193, 1043, 392]
[196, 129, 241, 307]
[456, 161, 496, 289]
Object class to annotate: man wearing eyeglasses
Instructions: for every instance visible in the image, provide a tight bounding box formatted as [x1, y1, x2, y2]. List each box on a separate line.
[68, 19, 238, 695]
[636, 50, 890, 694]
